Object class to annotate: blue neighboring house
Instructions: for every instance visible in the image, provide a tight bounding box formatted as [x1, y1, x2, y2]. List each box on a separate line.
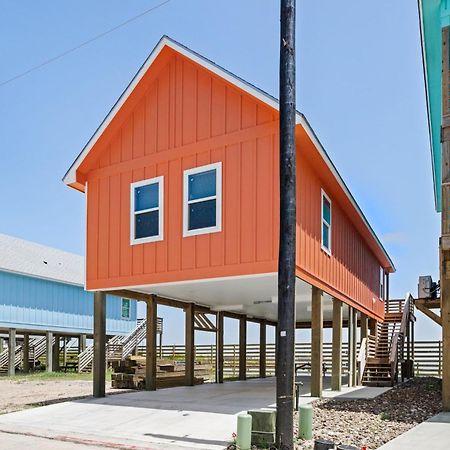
[0, 233, 137, 374]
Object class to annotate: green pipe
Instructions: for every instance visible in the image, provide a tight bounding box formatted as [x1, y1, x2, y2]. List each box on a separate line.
[298, 403, 313, 440]
[236, 413, 252, 450]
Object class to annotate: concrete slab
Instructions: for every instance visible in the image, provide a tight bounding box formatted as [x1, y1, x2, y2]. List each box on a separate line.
[0, 377, 389, 450]
[378, 412, 450, 450]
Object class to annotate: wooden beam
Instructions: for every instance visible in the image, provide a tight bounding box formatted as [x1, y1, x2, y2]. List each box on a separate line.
[239, 316, 247, 381]
[185, 303, 195, 386]
[216, 312, 224, 384]
[311, 286, 323, 397]
[260, 320, 267, 378]
[8, 329, 16, 377]
[360, 313, 368, 342]
[416, 301, 443, 326]
[46, 331, 53, 373]
[22, 332, 30, 373]
[146, 296, 157, 391]
[331, 298, 342, 391]
[93, 291, 106, 398]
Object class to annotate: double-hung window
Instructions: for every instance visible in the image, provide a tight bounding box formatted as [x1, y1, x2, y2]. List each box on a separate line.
[321, 190, 332, 255]
[183, 162, 222, 237]
[121, 298, 131, 320]
[130, 176, 164, 245]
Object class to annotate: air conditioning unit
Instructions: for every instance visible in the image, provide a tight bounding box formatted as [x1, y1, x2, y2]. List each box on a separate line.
[418, 275, 438, 299]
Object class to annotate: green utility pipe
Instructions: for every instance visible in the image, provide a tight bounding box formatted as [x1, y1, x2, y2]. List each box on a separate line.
[298, 403, 313, 440]
[236, 413, 252, 450]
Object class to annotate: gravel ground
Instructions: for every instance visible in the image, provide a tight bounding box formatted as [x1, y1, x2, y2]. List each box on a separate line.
[0, 378, 127, 414]
[228, 377, 442, 450]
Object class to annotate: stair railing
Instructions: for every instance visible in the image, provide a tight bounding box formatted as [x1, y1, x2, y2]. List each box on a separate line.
[357, 333, 376, 384]
[389, 292, 414, 383]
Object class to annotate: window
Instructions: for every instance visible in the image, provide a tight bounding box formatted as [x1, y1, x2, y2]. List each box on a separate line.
[130, 176, 163, 245]
[380, 267, 385, 300]
[321, 190, 331, 254]
[183, 162, 222, 237]
[121, 298, 131, 319]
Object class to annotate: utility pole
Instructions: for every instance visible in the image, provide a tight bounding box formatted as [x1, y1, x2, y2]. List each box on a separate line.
[276, 0, 296, 448]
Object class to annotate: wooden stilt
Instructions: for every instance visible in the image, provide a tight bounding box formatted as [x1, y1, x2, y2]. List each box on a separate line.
[79, 334, 87, 353]
[216, 312, 224, 384]
[146, 296, 157, 391]
[239, 316, 247, 381]
[185, 303, 195, 386]
[8, 329, 16, 377]
[331, 298, 342, 391]
[351, 308, 358, 386]
[22, 332, 30, 373]
[46, 331, 53, 373]
[260, 320, 267, 379]
[347, 306, 354, 387]
[311, 286, 323, 397]
[52, 334, 60, 371]
[93, 291, 106, 398]
[360, 313, 368, 342]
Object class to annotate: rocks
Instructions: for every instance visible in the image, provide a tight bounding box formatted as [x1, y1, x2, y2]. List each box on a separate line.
[291, 377, 442, 450]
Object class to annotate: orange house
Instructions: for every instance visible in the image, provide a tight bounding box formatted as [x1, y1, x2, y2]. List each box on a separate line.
[64, 36, 394, 396]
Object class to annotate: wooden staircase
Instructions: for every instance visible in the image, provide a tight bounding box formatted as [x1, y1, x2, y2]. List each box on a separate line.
[360, 294, 415, 387]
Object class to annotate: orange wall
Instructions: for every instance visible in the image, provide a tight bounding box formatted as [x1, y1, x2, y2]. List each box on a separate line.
[82, 47, 385, 320]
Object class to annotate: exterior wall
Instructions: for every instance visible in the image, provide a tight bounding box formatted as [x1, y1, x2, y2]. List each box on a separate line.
[0, 271, 136, 334]
[296, 148, 384, 319]
[85, 49, 280, 291]
[81, 46, 387, 320]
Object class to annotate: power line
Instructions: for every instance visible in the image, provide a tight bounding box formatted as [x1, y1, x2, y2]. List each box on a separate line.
[0, 0, 171, 88]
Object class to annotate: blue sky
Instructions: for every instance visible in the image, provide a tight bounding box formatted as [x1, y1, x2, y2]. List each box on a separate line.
[0, 1, 441, 344]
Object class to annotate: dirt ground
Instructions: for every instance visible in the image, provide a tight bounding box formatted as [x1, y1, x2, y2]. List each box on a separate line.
[0, 373, 127, 414]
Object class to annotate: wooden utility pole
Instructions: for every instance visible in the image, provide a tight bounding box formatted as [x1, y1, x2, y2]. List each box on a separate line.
[276, 0, 296, 448]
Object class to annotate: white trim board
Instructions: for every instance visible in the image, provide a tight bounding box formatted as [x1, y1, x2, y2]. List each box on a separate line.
[63, 35, 394, 271]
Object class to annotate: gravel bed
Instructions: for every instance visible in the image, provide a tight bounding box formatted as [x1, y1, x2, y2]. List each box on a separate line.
[229, 377, 442, 450]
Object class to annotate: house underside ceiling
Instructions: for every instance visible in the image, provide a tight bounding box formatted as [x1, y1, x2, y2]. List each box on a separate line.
[124, 273, 352, 323]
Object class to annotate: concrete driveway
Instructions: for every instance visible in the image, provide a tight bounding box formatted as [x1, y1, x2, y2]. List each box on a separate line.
[0, 376, 388, 450]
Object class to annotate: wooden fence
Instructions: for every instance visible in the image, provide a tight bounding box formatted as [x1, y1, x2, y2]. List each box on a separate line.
[136, 340, 444, 379]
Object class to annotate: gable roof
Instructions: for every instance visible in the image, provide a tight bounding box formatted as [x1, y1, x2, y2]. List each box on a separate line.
[63, 35, 395, 272]
[0, 233, 84, 286]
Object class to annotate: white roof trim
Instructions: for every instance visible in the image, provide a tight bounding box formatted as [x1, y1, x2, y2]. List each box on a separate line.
[63, 35, 394, 271]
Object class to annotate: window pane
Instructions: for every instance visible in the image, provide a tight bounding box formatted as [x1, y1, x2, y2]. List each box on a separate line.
[322, 223, 330, 249]
[135, 183, 159, 212]
[188, 169, 216, 201]
[189, 199, 216, 230]
[121, 299, 130, 319]
[135, 210, 159, 239]
[322, 196, 331, 224]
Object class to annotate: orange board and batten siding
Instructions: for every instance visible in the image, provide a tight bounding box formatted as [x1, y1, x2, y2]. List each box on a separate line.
[72, 43, 390, 321]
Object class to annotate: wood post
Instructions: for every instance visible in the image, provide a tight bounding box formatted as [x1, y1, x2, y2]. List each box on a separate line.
[79, 334, 86, 353]
[52, 335, 60, 371]
[260, 320, 267, 378]
[331, 298, 342, 391]
[216, 312, 224, 384]
[360, 314, 368, 342]
[93, 291, 106, 398]
[347, 306, 354, 387]
[8, 329, 16, 377]
[351, 308, 358, 386]
[146, 296, 157, 391]
[22, 332, 30, 373]
[311, 286, 323, 397]
[46, 331, 53, 373]
[185, 303, 195, 386]
[239, 316, 247, 381]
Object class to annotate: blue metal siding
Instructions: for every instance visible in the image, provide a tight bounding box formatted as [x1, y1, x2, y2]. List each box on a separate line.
[0, 271, 136, 335]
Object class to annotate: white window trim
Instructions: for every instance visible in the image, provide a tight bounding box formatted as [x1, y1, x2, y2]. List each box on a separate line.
[380, 267, 385, 301]
[183, 162, 222, 237]
[321, 189, 332, 256]
[130, 176, 164, 245]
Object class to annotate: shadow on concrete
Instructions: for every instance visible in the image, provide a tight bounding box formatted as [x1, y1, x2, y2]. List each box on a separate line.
[144, 432, 229, 447]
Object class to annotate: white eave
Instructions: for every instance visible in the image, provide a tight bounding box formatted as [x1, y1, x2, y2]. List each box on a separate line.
[62, 35, 395, 272]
